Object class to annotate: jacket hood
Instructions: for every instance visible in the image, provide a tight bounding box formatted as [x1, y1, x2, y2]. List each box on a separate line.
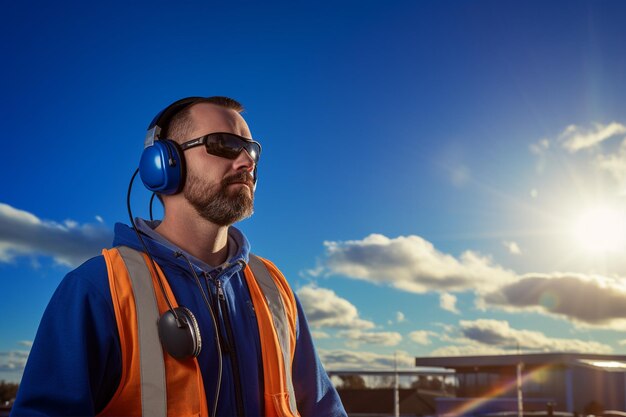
[112, 219, 251, 276]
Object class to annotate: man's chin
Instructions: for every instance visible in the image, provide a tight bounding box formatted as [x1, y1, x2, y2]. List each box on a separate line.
[227, 184, 253, 199]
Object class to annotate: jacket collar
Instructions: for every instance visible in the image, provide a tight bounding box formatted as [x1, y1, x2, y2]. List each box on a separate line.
[112, 219, 251, 277]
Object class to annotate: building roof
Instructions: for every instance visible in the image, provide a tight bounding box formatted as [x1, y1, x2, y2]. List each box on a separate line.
[414, 352, 626, 372]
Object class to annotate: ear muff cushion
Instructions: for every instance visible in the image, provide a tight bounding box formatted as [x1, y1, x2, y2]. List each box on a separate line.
[158, 306, 202, 359]
[139, 140, 186, 195]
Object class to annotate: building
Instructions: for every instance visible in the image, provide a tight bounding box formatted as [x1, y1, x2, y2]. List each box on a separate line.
[414, 352, 626, 416]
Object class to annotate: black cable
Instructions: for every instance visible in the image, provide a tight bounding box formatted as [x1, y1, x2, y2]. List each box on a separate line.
[175, 251, 223, 417]
[127, 168, 222, 417]
[149, 193, 156, 221]
[126, 169, 181, 323]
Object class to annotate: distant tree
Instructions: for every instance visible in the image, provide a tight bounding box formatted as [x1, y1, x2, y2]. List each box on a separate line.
[428, 376, 443, 390]
[411, 375, 430, 389]
[411, 375, 450, 392]
[0, 381, 19, 403]
[377, 375, 395, 388]
[339, 375, 367, 389]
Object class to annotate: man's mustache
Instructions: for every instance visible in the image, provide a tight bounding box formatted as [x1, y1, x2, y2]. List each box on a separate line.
[222, 172, 255, 189]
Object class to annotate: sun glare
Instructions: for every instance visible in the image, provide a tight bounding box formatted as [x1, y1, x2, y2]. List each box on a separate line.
[572, 206, 626, 254]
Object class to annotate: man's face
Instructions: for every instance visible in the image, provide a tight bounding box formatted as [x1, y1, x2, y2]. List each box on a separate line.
[181, 103, 256, 226]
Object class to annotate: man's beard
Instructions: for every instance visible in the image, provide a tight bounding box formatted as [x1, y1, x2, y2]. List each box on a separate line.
[184, 171, 255, 226]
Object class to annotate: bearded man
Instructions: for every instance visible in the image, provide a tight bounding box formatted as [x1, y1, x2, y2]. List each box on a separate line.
[12, 97, 347, 417]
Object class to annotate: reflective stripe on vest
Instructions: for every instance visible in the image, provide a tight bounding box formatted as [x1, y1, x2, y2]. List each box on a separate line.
[245, 255, 299, 417]
[99, 246, 299, 417]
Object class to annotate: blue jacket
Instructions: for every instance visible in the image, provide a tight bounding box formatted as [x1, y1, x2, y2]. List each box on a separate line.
[12, 221, 346, 417]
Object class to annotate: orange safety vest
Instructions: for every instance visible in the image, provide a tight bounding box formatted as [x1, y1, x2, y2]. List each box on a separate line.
[97, 246, 300, 417]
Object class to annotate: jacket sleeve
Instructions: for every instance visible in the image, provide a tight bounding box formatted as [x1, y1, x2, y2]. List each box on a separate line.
[11, 256, 121, 417]
[291, 295, 347, 417]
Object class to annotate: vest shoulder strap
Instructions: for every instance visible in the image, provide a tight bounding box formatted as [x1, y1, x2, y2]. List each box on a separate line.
[99, 246, 206, 417]
[246, 254, 300, 417]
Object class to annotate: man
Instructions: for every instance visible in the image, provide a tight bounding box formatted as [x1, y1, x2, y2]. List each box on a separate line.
[12, 96, 347, 416]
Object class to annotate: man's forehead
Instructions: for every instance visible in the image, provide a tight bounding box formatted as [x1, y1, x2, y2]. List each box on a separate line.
[189, 102, 251, 136]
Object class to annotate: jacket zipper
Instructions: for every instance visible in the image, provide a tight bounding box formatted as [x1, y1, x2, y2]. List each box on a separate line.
[214, 277, 245, 417]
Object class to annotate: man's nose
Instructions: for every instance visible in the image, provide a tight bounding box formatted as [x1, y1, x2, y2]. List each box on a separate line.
[233, 149, 255, 173]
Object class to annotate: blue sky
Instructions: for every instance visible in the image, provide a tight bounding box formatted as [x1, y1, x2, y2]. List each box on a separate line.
[3, 1, 626, 382]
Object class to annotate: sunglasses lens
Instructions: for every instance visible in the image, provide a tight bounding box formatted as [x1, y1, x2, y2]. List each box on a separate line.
[245, 143, 261, 162]
[204, 133, 260, 163]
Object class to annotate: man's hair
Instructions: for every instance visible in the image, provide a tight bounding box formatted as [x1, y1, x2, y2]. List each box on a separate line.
[163, 96, 244, 143]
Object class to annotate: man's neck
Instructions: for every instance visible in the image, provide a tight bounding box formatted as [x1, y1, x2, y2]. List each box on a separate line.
[154, 204, 230, 267]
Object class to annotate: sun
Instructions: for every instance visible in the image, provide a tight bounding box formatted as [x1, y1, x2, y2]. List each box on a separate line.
[571, 205, 626, 254]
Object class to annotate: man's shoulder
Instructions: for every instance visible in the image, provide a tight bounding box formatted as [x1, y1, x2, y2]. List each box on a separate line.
[58, 253, 112, 303]
[67, 253, 109, 280]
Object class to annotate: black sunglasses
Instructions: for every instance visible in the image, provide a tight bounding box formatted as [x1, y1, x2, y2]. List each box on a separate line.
[179, 132, 262, 163]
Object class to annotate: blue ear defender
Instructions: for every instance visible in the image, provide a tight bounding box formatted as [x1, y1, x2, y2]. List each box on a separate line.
[139, 139, 185, 195]
[139, 97, 205, 195]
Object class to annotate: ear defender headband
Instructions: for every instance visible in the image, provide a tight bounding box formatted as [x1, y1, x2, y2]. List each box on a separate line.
[139, 97, 206, 195]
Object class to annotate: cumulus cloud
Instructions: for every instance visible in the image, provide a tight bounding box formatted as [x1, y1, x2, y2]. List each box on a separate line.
[311, 331, 330, 339]
[320, 234, 516, 294]
[396, 311, 405, 323]
[337, 329, 402, 347]
[529, 122, 626, 191]
[409, 330, 437, 346]
[318, 349, 415, 370]
[429, 344, 508, 357]
[0, 203, 112, 267]
[440, 293, 460, 314]
[0, 350, 29, 372]
[502, 241, 522, 255]
[559, 122, 626, 152]
[315, 234, 626, 328]
[296, 285, 375, 330]
[595, 137, 626, 185]
[458, 319, 612, 353]
[483, 273, 626, 328]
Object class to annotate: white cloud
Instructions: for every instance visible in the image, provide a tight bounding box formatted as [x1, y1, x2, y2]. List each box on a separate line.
[396, 311, 405, 323]
[440, 292, 460, 314]
[560, 122, 626, 152]
[296, 285, 375, 330]
[0, 350, 29, 372]
[320, 234, 516, 294]
[502, 241, 522, 255]
[458, 319, 612, 353]
[530, 122, 626, 192]
[318, 349, 415, 370]
[18, 340, 33, 347]
[95, 215, 104, 223]
[337, 329, 402, 347]
[0, 203, 112, 267]
[426, 319, 613, 357]
[409, 330, 437, 346]
[595, 137, 626, 186]
[483, 273, 626, 328]
[429, 344, 508, 357]
[315, 233, 626, 329]
[311, 331, 330, 339]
